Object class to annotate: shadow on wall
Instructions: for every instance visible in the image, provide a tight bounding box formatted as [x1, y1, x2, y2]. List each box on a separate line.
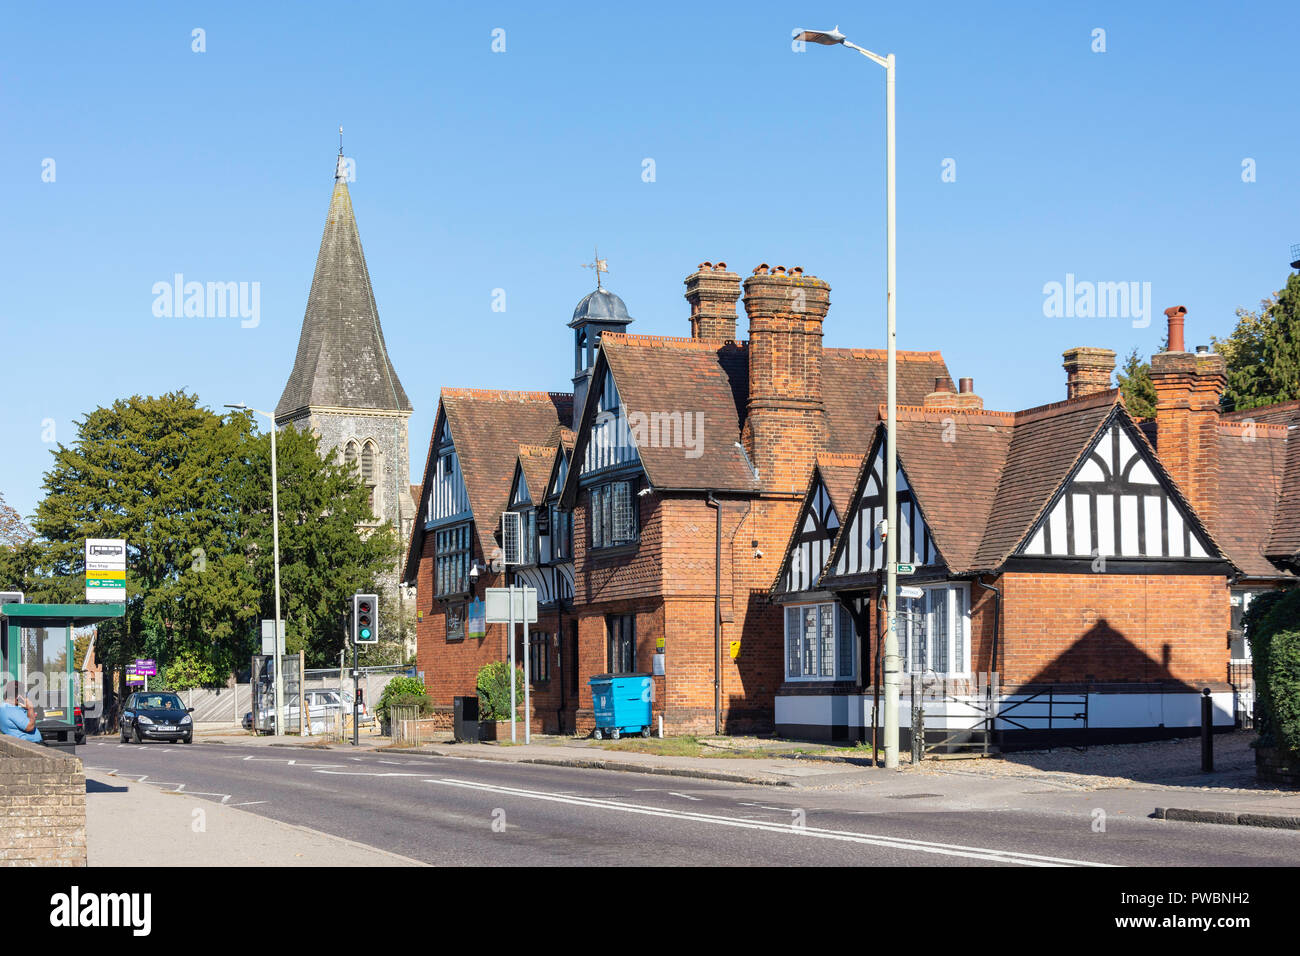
[722, 589, 783, 734]
[1023, 617, 1201, 691]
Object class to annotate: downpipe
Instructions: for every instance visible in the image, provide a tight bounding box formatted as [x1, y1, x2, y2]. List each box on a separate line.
[706, 492, 721, 736]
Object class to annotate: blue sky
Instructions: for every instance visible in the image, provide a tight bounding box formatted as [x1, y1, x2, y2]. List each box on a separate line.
[2, 1, 1296, 521]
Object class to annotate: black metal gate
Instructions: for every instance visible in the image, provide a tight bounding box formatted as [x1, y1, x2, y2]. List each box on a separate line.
[913, 674, 1089, 758]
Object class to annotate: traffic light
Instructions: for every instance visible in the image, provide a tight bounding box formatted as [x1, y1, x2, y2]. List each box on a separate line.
[353, 593, 379, 644]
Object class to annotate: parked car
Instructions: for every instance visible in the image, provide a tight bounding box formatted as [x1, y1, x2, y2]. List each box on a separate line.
[249, 689, 373, 733]
[120, 690, 194, 744]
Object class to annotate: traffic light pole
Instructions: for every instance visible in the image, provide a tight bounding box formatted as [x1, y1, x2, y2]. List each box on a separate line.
[352, 639, 359, 747]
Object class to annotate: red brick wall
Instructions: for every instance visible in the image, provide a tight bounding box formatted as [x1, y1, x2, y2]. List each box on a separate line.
[1151, 350, 1226, 532]
[996, 572, 1230, 685]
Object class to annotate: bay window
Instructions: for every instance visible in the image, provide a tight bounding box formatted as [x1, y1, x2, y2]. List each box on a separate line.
[899, 583, 970, 677]
[784, 603, 856, 681]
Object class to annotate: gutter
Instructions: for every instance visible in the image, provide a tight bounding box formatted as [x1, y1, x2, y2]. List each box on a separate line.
[706, 492, 722, 736]
[978, 576, 1002, 677]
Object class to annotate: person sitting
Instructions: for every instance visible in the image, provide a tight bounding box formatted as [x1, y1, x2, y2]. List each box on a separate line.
[0, 694, 42, 744]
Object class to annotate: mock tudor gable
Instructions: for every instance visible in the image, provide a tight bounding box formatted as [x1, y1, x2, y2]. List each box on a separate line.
[771, 454, 861, 599]
[1018, 410, 1220, 566]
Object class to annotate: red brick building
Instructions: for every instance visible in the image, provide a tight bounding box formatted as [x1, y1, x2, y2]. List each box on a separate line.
[772, 306, 1298, 746]
[406, 263, 949, 734]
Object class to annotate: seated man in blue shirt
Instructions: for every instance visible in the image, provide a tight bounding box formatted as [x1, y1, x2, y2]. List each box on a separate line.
[0, 694, 42, 743]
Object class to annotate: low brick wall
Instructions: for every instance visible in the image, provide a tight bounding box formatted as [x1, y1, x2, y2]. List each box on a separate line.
[0, 736, 86, 866]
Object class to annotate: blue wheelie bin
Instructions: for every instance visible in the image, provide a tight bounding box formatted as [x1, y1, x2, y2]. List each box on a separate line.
[588, 674, 653, 739]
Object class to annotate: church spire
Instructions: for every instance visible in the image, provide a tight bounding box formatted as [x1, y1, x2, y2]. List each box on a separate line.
[275, 146, 412, 423]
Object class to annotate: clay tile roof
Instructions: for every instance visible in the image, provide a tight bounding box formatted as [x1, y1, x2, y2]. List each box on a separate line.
[815, 453, 864, 515]
[439, 389, 572, 558]
[1222, 398, 1300, 425]
[971, 389, 1119, 570]
[822, 349, 952, 453]
[889, 407, 1015, 572]
[1265, 411, 1300, 566]
[1215, 421, 1293, 578]
[516, 444, 557, 503]
[598, 335, 757, 491]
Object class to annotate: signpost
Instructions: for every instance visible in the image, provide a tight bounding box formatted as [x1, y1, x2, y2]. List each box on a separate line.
[895, 563, 916, 575]
[898, 586, 924, 600]
[85, 539, 126, 603]
[485, 586, 538, 744]
[134, 657, 155, 692]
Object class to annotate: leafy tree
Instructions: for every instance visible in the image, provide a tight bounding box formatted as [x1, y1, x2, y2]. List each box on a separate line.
[0, 491, 33, 547]
[1216, 272, 1300, 412]
[30, 392, 258, 679]
[228, 419, 399, 667]
[1117, 348, 1157, 419]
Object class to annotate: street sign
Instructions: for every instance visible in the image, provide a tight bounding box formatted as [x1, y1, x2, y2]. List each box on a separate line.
[85, 539, 126, 603]
[484, 587, 537, 624]
[898, 586, 924, 600]
[260, 619, 285, 655]
[134, 658, 156, 676]
[895, 563, 916, 575]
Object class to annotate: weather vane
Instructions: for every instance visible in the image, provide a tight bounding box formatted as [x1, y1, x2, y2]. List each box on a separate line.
[582, 247, 609, 290]
[339, 125, 344, 156]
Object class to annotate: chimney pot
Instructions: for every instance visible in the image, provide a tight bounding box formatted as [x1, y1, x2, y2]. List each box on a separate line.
[959, 377, 974, 394]
[1195, 344, 1209, 355]
[1164, 305, 1187, 352]
[934, 376, 952, 393]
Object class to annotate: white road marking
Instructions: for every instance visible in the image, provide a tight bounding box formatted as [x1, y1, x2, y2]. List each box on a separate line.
[230, 801, 268, 807]
[427, 778, 1112, 868]
[668, 792, 702, 801]
[313, 770, 426, 778]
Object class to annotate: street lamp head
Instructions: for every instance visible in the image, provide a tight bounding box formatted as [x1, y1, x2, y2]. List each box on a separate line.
[797, 26, 846, 46]
[224, 402, 248, 410]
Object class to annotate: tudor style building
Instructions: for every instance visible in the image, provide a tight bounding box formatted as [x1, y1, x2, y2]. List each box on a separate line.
[770, 306, 1299, 746]
[407, 262, 951, 734]
[276, 153, 416, 617]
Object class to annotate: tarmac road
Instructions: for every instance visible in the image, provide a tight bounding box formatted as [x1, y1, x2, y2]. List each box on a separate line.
[81, 739, 1300, 868]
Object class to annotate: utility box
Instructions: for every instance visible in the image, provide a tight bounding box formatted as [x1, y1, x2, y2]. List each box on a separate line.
[454, 695, 480, 743]
[588, 674, 653, 739]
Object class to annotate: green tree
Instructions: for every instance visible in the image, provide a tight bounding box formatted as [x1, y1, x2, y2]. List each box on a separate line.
[228, 420, 399, 667]
[1117, 348, 1157, 419]
[0, 491, 33, 547]
[30, 392, 258, 679]
[1216, 272, 1300, 412]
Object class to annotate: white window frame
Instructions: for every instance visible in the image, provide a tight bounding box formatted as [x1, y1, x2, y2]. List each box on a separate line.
[783, 603, 857, 682]
[898, 583, 971, 678]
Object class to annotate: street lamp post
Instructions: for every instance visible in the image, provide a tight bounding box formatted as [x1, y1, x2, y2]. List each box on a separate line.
[795, 26, 900, 769]
[226, 403, 285, 739]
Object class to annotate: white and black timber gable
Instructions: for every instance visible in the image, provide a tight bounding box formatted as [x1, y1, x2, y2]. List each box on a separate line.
[826, 438, 943, 586]
[773, 466, 843, 600]
[426, 411, 470, 528]
[1011, 409, 1227, 572]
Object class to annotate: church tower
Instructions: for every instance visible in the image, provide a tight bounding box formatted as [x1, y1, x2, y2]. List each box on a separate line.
[276, 149, 414, 594]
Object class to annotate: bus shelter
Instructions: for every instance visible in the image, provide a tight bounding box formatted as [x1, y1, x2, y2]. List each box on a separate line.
[1, 602, 124, 749]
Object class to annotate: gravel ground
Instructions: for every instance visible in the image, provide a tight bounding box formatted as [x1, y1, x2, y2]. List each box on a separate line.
[908, 730, 1278, 792]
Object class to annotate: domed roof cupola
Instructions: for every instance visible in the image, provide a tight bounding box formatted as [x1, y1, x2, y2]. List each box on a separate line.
[569, 287, 633, 327]
[570, 252, 634, 414]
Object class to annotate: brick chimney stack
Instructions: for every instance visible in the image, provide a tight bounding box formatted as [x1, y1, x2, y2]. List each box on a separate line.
[1150, 305, 1225, 530]
[923, 375, 984, 410]
[1062, 347, 1117, 399]
[684, 262, 741, 341]
[741, 264, 830, 493]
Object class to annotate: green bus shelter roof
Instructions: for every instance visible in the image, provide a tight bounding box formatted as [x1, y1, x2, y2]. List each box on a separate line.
[2, 603, 125, 628]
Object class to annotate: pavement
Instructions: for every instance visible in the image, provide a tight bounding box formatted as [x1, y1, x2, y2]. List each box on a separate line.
[85, 768, 425, 866]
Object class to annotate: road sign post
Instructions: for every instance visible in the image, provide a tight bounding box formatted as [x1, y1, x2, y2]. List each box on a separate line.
[485, 586, 538, 744]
